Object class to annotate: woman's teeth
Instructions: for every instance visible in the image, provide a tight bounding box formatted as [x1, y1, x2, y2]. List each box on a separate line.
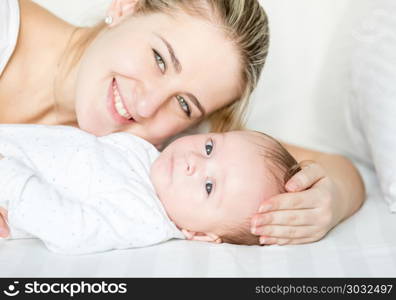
[112, 81, 133, 120]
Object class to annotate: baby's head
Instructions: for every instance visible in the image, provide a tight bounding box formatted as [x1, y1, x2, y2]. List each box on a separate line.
[150, 130, 300, 245]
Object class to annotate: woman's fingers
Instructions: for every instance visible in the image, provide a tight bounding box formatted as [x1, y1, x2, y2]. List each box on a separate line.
[260, 236, 319, 246]
[251, 162, 341, 246]
[286, 160, 326, 192]
[253, 225, 318, 239]
[258, 188, 320, 213]
[252, 209, 317, 227]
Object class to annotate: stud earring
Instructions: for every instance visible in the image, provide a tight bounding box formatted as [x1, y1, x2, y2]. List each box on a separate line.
[105, 15, 113, 25]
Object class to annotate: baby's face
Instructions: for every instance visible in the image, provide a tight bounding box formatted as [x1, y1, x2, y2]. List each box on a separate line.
[150, 131, 280, 235]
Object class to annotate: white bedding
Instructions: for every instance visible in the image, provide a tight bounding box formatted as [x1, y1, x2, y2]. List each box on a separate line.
[1, 0, 395, 277]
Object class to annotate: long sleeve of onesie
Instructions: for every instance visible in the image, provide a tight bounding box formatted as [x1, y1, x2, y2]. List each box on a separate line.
[0, 124, 183, 254]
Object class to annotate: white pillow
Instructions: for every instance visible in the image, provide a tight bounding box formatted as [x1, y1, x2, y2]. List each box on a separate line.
[32, 0, 110, 26]
[348, 0, 396, 212]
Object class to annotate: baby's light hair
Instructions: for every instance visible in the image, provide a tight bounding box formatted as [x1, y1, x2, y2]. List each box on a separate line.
[219, 131, 301, 246]
[220, 217, 260, 246]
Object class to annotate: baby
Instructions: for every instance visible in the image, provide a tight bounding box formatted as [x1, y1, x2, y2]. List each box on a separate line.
[0, 124, 299, 254]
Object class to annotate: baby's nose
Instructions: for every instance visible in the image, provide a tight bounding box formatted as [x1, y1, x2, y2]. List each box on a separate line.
[185, 152, 204, 176]
[186, 162, 195, 176]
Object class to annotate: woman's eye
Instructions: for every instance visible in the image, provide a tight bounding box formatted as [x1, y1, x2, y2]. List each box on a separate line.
[177, 96, 191, 117]
[205, 180, 213, 195]
[153, 50, 166, 73]
[205, 139, 213, 156]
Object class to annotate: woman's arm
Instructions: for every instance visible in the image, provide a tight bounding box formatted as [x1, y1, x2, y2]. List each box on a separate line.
[251, 143, 365, 245]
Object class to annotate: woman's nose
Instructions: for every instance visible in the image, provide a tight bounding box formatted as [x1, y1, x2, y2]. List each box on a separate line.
[135, 80, 173, 119]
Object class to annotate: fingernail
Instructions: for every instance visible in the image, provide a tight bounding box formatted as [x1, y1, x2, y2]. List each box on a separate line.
[259, 204, 272, 213]
[260, 237, 267, 244]
[251, 227, 256, 234]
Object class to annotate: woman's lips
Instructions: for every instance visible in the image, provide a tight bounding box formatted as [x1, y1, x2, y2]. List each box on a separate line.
[107, 78, 135, 125]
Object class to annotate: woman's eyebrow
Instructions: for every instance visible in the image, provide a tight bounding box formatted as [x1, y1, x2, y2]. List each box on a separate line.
[186, 92, 206, 117]
[155, 33, 182, 73]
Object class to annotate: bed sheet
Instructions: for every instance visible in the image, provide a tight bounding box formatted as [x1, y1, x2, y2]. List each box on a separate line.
[1, 166, 395, 277]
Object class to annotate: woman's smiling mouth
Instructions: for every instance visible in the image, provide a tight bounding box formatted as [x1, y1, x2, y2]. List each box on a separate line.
[112, 79, 133, 119]
[107, 78, 135, 125]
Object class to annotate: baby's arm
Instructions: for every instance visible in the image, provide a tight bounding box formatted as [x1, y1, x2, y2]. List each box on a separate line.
[0, 129, 169, 254]
[0, 155, 125, 254]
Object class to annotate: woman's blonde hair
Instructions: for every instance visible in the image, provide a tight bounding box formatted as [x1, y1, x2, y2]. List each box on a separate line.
[68, 0, 269, 132]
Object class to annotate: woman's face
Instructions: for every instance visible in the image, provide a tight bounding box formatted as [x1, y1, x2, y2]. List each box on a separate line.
[74, 9, 242, 146]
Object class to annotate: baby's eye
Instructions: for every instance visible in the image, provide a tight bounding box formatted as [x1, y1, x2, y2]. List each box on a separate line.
[177, 95, 191, 117]
[205, 179, 213, 195]
[205, 139, 214, 156]
[153, 50, 166, 73]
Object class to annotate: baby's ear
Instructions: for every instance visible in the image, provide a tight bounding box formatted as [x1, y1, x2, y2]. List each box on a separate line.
[181, 229, 222, 243]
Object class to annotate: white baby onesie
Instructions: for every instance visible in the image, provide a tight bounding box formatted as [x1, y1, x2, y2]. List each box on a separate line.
[0, 124, 184, 255]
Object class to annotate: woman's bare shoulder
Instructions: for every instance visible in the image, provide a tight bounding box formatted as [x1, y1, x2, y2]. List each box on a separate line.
[19, 0, 39, 12]
[19, 0, 67, 30]
[0, 1, 72, 124]
[16, 0, 71, 62]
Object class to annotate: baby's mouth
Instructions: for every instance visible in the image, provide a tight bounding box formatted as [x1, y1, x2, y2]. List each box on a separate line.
[112, 78, 135, 121]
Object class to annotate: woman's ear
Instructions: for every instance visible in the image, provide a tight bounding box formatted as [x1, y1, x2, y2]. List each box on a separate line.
[106, 0, 139, 27]
[181, 229, 222, 244]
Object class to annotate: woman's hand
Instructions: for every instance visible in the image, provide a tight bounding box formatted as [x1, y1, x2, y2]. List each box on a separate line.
[251, 160, 345, 245]
[0, 207, 10, 238]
